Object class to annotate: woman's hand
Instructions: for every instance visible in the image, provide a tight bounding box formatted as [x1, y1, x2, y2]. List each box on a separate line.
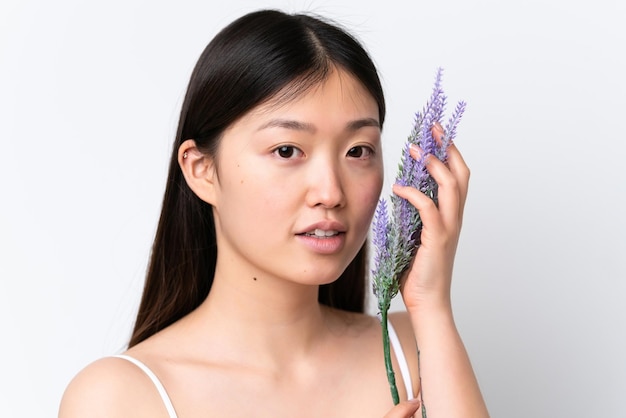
[383, 399, 422, 418]
[393, 123, 470, 313]
[392, 125, 489, 416]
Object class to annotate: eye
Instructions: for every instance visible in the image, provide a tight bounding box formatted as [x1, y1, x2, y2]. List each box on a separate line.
[347, 146, 374, 159]
[273, 145, 303, 159]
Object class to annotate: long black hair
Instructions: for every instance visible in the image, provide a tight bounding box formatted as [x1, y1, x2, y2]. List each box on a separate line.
[130, 9, 385, 347]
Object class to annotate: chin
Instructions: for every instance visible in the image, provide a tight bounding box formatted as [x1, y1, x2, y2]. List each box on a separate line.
[280, 262, 346, 286]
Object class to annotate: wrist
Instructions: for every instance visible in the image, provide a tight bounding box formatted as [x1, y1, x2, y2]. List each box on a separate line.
[402, 291, 452, 317]
[405, 300, 456, 337]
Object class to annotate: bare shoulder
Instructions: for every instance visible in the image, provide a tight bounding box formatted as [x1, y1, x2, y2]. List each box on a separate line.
[59, 356, 170, 418]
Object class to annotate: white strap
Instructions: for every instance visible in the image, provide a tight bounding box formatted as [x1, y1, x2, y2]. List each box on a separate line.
[387, 320, 415, 400]
[113, 354, 178, 418]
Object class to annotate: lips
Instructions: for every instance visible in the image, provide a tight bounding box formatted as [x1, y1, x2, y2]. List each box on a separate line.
[296, 221, 347, 254]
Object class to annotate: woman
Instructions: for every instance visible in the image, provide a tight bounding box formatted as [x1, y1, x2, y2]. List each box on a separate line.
[59, 9, 488, 417]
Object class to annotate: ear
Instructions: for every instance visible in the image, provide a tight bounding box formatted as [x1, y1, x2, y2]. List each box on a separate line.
[178, 139, 218, 205]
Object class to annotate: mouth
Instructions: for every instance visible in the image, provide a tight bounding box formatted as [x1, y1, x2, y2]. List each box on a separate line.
[296, 228, 346, 254]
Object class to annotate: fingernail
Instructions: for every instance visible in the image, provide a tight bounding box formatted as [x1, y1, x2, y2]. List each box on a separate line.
[434, 121, 444, 133]
[409, 143, 423, 158]
[409, 144, 430, 163]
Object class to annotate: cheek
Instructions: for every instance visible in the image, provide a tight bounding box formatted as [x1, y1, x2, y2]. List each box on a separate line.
[221, 160, 300, 219]
[351, 169, 384, 223]
[215, 160, 261, 220]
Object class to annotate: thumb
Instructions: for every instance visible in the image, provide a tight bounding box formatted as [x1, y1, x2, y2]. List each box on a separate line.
[383, 399, 421, 418]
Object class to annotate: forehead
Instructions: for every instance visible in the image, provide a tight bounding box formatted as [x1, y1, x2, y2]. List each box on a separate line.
[243, 68, 378, 124]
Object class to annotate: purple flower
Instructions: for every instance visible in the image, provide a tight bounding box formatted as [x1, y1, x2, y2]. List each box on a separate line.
[371, 67, 466, 412]
[371, 199, 391, 289]
[371, 67, 466, 310]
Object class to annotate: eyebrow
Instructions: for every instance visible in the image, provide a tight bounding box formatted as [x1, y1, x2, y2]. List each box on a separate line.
[347, 117, 380, 131]
[257, 117, 380, 133]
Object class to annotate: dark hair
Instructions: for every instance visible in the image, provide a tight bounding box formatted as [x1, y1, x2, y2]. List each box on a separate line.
[129, 9, 385, 347]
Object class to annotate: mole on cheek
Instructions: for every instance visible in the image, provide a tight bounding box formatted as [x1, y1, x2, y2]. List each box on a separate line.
[253, 277, 257, 281]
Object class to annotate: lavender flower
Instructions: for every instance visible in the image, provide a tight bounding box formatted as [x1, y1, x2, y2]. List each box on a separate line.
[371, 68, 466, 409]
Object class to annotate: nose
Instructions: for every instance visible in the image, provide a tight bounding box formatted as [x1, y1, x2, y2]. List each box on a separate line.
[305, 159, 346, 209]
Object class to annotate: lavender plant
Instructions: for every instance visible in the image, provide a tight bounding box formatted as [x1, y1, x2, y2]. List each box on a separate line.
[371, 68, 466, 412]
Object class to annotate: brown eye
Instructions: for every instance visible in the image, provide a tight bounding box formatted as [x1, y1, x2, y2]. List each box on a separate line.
[347, 146, 373, 158]
[273, 145, 303, 159]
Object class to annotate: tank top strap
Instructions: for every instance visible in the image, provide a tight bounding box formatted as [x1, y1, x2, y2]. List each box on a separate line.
[386, 319, 415, 400]
[112, 354, 178, 418]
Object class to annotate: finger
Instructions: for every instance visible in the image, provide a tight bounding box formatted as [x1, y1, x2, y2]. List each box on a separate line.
[445, 143, 470, 217]
[402, 145, 462, 231]
[382, 399, 421, 418]
[392, 182, 444, 236]
[430, 121, 469, 216]
[422, 156, 461, 229]
[431, 122, 445, 147]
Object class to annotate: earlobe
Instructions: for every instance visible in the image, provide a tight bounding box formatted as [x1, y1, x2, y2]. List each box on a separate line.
[178, 139, 217, 205]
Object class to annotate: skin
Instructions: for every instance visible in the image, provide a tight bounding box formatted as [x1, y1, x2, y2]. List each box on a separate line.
[59, 67, 488, 417]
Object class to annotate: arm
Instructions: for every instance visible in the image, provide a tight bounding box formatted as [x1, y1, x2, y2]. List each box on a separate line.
[392, 125, 489, 417]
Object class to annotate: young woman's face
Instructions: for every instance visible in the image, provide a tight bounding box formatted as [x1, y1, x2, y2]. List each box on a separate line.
[210, 68, 383, 285]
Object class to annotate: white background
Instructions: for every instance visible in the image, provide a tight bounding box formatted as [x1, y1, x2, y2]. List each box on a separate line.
[1, 0, 625, 416]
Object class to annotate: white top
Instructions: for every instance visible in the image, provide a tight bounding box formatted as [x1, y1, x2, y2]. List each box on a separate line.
[113, 320, 414, 416]
[113, 354, 178, 418]
[387, 319, 415, 400]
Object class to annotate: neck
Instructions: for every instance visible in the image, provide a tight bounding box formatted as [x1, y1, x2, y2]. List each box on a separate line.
[188, 260, 330, 369]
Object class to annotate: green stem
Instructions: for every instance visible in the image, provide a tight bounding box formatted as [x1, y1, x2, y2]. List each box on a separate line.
[380, 307, 400, 405]
[418, 346, 428, 418]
